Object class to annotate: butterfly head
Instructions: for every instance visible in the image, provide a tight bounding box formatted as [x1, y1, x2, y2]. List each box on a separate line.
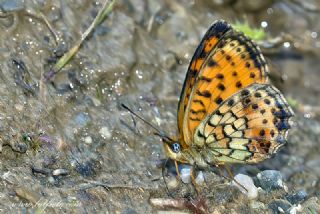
[162, 138, 189, 163]
[171, 143, 181, 153]
[121, 103, 190, 163]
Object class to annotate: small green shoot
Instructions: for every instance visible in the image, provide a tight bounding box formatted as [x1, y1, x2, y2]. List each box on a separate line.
[232, 21, 266, 41]
[287, 97, 299, 109]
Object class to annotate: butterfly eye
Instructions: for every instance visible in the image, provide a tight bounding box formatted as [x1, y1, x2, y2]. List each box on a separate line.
[171, 143, 181, 153]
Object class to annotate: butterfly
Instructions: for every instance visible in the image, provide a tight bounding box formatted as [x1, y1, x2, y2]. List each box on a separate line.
[160, 20, 294, 170]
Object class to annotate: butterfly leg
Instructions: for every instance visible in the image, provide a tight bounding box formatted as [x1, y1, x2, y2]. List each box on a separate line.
[174, 160, 180, 178]
[215, 164, 248, 192]
[190, 166, 200, 195]
[175, 162, 201, 195]
[224, 164, 248, 192]
[162, 158, 174, 197]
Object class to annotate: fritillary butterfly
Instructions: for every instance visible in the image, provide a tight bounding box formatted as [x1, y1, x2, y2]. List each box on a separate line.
[163, 20, 294, 167]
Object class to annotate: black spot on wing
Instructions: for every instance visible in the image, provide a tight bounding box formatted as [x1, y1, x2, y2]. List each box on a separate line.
[193, 99, 205, 108]
[216, 73, 224, 79]
[252, 103, 259, 110]
[227, 99, 235, 106]
[275, 119, 291, 131]
[273, 109, 291, 119]
[190, 109, 207, 114]
[197, 130, 205, 138]
[215, 96, 223, 104]
[199, 76, 212, 82]
[217, 83, 225, 91]
[270, 130, 275, 137]
[189, 117, 201, 121]
[208, 58, 218, 67]
[276, 135, 286, 144]
[254, 92, 261, 98]
[196, 90, 212, 98]
[241, 89, 250, 96]
[236, 81, 242, 88]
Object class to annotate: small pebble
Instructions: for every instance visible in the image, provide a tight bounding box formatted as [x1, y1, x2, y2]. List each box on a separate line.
[268, 199, 292, 214]
[76, 160, 97, 177]
[232, 174, 258, 199]
[11, 142, 28, 153]
[178, 165, 204, 185]
[2, 171, 17, 184]
[286, 189, 308, 204]
[289, 204, 302, 214]
[14, 104, 24, 111]
[52, 169, 69, 176]
[195, 171, 204, 185]
[0, 0, 24, 12]
[99, 127, 111, 139]
[48, 176, 56, 184]
[167, 177, 179, 189]
[256, 170, 285, 192]
[84, 136, 93, 144]
[74, 112, 91, 127]
[90, 97, 101, 107]
[180, 166, 191, 184]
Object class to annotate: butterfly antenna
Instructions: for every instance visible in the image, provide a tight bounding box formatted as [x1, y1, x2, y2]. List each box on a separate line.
[121, 104, 173, 142]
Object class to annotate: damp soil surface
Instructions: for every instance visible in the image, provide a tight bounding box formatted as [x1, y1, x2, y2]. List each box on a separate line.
[0, 0, 320, 213]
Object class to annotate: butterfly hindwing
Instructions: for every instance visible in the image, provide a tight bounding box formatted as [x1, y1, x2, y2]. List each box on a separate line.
[194, 83, 294, 164]
[180, 20, 269, 144]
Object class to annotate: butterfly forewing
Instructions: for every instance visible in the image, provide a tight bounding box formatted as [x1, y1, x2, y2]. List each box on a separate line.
[177, 20, 232, 147]
[194, 84, 294, 164]
[181, 21, 269, 144]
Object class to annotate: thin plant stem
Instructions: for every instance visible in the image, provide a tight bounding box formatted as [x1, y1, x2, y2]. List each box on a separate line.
[48, 0, 116, 79]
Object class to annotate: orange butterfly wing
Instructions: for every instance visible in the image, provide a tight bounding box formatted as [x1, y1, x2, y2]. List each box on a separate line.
[178, 20, 269, 145]
[177, 20, 232, 147]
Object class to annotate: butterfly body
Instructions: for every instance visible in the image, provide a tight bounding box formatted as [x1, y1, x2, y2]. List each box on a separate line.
[163, 20, 294, 168]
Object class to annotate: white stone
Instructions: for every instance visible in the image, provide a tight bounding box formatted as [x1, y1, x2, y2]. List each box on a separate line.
[14, 104, 24, 111]
[289, 205, 302, 214]
[84, 136, 93, 144]
[2, 171, 17, 184]
[52, 169, 68, 176]
[91, 97, 101, 107]
[99, 127, 111, 139]
[180, 167, 191, 184]
[195, 171, 204, 185]
[232, 174, 258, 199]
[167, 177, 179, 189]
[48, 176, 55, 184]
